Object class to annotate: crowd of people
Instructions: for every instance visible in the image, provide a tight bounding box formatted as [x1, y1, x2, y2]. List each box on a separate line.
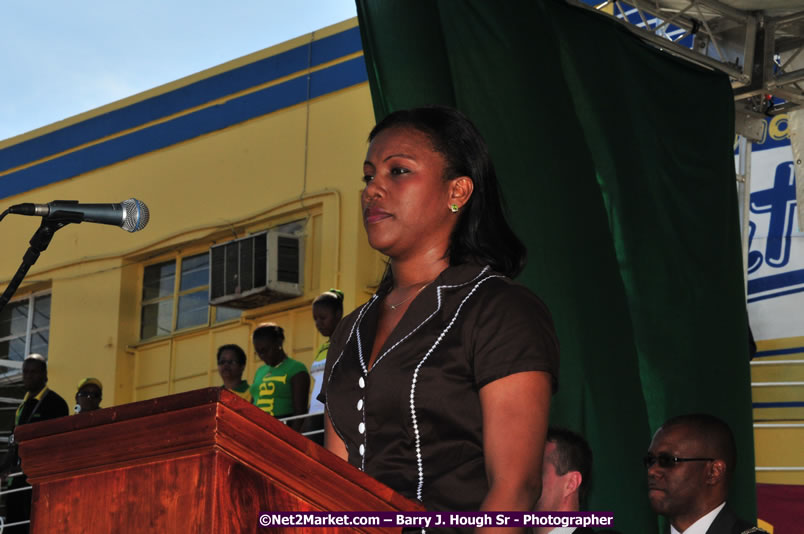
[1, 106, 765, 534]
[213, 288, 346, 433]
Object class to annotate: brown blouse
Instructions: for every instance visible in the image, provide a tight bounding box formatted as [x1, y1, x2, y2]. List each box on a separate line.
[318, 263, 559, 519]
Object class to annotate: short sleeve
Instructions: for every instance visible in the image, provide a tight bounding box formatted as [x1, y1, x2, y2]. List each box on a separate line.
[465, 279, 560, 392]
[288, 359, 309, 379]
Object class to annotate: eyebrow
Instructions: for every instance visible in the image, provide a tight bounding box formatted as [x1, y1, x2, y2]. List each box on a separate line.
[364, 153, 417, 167]
[384, 153, 416, 162]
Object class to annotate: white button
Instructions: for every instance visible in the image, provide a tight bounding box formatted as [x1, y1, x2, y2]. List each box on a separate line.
[359, 444, 365, 456]
[358, 422, 365, 434]
[357, 399, 364, 410]
[358, 377, 365, 388]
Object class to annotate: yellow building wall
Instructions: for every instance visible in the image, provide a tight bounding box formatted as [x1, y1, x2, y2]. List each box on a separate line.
[0, 18, 382, 407]
[751, 336, 804, 486]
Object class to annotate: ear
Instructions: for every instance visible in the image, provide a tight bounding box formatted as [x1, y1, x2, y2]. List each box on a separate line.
[706, 459, 727, 485]
[448, 176, 474, 210]
[563, 471, 582, 498]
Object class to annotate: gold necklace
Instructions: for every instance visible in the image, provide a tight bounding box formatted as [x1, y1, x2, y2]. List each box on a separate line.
[384, 281, 433, 310]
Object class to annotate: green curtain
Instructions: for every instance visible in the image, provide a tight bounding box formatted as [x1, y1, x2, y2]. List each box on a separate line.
[355, 1, 754, 533]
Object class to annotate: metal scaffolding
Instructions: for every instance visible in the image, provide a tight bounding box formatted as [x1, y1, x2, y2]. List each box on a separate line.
[570, 0, 804, 114]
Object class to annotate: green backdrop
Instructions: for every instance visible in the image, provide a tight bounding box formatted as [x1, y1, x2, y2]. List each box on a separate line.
[355, 1, 755, 533]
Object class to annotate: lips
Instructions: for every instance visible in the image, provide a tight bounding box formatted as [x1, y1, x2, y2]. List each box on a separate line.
[364, 206, 392, 224]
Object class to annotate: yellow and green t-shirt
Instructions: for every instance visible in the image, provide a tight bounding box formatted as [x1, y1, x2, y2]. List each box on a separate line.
[250, 357, 308, 417]
[228, 379, 252, 403]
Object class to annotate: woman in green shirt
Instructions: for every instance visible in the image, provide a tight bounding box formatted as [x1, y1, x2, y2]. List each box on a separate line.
[250, 324, 310, 430]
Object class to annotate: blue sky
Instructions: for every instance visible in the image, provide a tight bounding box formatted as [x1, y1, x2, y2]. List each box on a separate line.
[0, 0, 357, 142]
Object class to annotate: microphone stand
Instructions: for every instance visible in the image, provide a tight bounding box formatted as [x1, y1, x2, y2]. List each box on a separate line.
[0, 211, 83, 315]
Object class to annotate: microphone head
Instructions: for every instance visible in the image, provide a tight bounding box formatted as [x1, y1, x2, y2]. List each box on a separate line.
[121, 198, 149, 232]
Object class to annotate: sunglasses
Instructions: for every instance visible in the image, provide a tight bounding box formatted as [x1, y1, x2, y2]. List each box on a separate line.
[643, 453, 714, 469]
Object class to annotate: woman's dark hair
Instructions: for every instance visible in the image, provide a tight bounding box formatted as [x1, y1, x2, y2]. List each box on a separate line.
[253, 324, 285, 345]
[216, 344, 247, 366]
[313, 288, 344, 315]
[369, 106, 526, 278]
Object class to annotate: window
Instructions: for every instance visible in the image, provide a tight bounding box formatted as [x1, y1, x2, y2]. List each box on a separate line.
[140, 253, 240, 340]
[0, 293, 51, 381]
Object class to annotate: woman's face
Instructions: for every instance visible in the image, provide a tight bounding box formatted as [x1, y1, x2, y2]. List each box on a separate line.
[361, 126, 459, 261]
[253, 336, 282, 367]
[313, 303, 341, 338]
[217, 349, 245, 382]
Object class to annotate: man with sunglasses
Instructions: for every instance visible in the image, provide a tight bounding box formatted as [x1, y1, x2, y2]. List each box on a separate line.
[645, 414, 766, 534]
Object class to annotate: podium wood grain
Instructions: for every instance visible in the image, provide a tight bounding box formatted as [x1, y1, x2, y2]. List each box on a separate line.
[15, 388, 422, 533]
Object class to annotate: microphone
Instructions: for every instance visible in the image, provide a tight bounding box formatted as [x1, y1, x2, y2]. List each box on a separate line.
[9, 198, 150, 232]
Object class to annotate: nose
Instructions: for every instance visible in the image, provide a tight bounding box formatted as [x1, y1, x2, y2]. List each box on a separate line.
[362, 177, 384, 203]
[646, 462, 663, 480]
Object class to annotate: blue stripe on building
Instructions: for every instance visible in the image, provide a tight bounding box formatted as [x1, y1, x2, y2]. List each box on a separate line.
[0, 55, 368, 199]
[752, 401, 804, 408]
[0, 26, 363, 177]
[754, 346, 804, 358]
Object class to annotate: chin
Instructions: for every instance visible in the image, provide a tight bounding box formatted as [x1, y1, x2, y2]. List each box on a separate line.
[647, 498, 668, 515]
[365, 230, 398, 255]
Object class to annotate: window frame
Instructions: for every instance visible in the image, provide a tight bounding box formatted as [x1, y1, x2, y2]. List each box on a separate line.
[0, 290, 52, 382]
[139, 251, 242, 341]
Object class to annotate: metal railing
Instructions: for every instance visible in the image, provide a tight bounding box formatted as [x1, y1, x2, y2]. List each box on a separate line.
[0, 470, 30, 533]
[280, 410, 325, 441]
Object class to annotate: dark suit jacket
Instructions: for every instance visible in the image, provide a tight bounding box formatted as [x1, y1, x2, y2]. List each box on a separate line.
[0, 387, 69, 475]
[706, 506, 765, 534]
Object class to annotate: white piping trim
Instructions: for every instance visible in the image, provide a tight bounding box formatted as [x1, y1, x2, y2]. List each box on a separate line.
[325, 295, 377, 462]
[372, 266, 491, 372]
[410, 273, 504, 503]
[328, 265, 497, 480]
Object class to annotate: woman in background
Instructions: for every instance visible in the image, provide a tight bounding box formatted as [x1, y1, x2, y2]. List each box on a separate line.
[216, 344, 251, 403]
[319, 106, 559, 533]
[250, 324, 310, 430]
[312, 289, 344, 363]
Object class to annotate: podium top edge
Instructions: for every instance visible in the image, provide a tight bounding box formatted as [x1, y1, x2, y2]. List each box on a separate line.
[14, 387, 230, 441]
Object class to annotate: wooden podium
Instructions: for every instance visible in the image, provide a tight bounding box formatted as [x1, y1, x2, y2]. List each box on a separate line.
[14, 388, 422, 533]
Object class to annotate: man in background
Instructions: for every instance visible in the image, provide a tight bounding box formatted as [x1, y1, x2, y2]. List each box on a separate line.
[1, 354, 69, 533]
[74, 377, 103, 413]
[646, 413, 767, 534]
[532, 426, 595, 534]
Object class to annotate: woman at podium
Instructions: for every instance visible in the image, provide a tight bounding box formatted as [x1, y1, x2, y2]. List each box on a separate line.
[318, 106, 559, 530]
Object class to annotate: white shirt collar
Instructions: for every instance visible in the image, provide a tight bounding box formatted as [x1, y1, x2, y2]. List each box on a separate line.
[670, 502, 726, 534]
[548, 528, 578, 534]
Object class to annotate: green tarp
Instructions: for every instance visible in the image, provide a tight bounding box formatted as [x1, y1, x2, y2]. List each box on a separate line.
[355, 1, 754, 532]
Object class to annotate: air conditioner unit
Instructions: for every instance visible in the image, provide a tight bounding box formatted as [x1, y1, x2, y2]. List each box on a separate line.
[209, 229, 304, 309]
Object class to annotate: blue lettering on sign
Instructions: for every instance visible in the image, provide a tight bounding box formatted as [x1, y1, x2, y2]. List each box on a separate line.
[748, 161, 797, 272]
[747, 160, 804, 302]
